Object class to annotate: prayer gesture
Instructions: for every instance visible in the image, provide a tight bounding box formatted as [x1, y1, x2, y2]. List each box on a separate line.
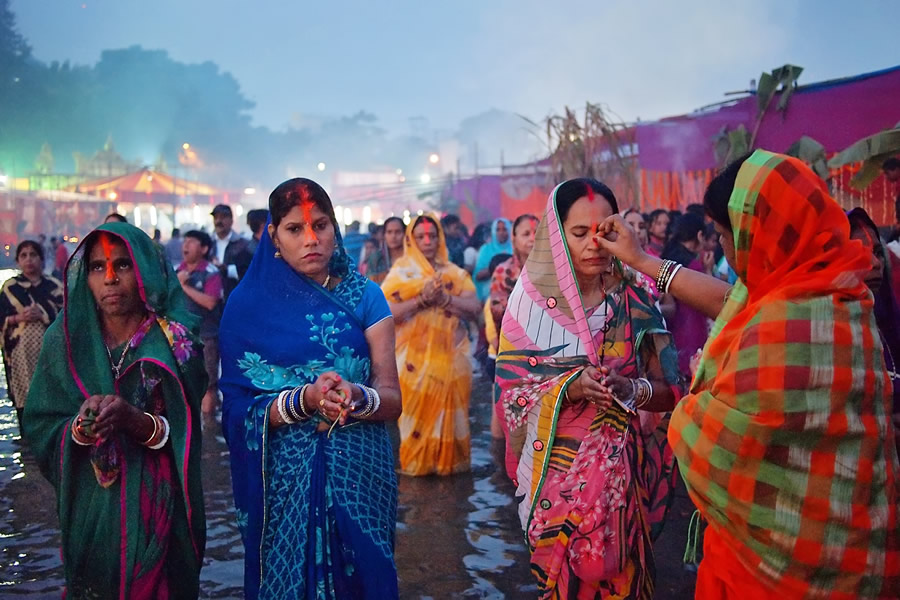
[596, 366, 632, 407]
[570, 366, 613, 413]
[421, 277, 445, 307]
[79, 394, 141, 441]
[21, 305, 44, 323]
[310, 371, 355, 424]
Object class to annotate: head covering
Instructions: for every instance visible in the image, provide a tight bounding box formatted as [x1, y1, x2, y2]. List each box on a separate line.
[211, 204, 232, 217]
[219, 192, 396, 598]
[22, 222, 206, 598]
[494, 181, 681, 596]
[474, 218, 513, 301]
[669, 150, 899, 597]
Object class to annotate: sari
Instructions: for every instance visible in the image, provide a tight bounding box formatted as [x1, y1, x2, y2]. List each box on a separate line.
[474, 219, 513, 302]
[485, 254, 524, 359]
[23, 223, 207, 599]
[495, 185, 683, 599]
[670, 150, 900, 599]
[219, 217, 398, 600]
[0, 272, 63, 418]
[382, 216, 475, 476]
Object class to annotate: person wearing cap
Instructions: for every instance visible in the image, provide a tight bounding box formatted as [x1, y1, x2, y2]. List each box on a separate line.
[211, 204, 252, 301]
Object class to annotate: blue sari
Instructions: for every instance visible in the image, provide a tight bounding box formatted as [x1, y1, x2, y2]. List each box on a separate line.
[219, 225, 398, 600]
[474, 218, 512, 302]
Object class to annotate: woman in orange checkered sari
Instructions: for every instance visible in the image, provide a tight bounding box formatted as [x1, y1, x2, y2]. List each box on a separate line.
[382, 215, 481, 476]
[596, 150, 899, 599]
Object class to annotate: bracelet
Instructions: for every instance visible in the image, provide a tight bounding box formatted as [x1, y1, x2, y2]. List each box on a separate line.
[371, 387, 381, 414]
[416, 295, 427, 310]
[654, 260, 673, 290]
[297, 384, 313, 419]
[276, 390, 293, 424]
[287, 386, 305, 422]
[71, 416, 94, 446]
[148, 416, 170, 450]
[440, 293, 452, 308]
[635, 378, 653, 408]
[351, 384, 376, 418]
[141, 412, 159, 445]
[663, 264, 683, 294]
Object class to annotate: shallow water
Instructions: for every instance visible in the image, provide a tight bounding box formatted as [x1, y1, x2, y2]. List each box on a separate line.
[0, 311, 696, 598]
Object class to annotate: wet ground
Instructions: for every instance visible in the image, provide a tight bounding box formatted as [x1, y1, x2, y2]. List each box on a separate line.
[0, 321, 697, 598]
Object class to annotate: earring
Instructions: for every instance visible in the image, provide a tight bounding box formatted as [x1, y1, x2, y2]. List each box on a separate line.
[274, 249, 282, 258]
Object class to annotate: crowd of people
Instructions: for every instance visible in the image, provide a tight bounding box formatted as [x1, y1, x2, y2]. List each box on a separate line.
[1, 149, 899, 598]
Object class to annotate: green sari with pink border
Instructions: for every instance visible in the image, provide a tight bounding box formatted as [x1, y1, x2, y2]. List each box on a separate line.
[23, 223, 206, 599]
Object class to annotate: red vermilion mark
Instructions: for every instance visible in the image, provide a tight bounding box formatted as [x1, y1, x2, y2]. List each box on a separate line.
[300, 199, 317, 243]
[100, 234, 116, 279]
[420, 220, 434, 243]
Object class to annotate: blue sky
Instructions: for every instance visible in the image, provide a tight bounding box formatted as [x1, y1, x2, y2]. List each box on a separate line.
[12, 0, 899, 134]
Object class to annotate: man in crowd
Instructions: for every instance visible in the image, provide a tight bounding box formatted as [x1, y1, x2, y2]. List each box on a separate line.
[246, 209, 268, 255]
[176, 230, 224, 415]
[441, 214, 467, 269]
[165, 228, 184, 265]
[342, 220, 367, 266]
[211, 204, 253, 301]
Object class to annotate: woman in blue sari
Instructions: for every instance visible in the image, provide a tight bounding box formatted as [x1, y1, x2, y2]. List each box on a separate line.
[219, 178, 402, 600]
[473, 218, 512, 302]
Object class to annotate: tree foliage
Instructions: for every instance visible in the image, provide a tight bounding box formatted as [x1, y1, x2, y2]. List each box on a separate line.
[0, 3, 432, 187]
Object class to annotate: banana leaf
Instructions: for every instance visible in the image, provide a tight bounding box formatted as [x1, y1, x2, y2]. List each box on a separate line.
[786, 136, 828, 180]
[827, 123, 900, 190]
[757, 64, 803, 114]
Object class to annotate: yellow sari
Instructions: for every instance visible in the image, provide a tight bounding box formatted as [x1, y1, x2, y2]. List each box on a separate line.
[382, 216, 475, 476]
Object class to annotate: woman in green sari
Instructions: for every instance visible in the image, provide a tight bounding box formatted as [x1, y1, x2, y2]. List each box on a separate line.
[23, 222, 207, 599]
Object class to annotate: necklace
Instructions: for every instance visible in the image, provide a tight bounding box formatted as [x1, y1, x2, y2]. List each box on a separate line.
[323, 274, 331, 289]
[105, 323, 145, 379]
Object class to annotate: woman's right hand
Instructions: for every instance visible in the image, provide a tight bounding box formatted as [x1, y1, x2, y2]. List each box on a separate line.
[306, 372, 352, 422]
[595, 215, 649, 270]
[571, 366, 605, 404]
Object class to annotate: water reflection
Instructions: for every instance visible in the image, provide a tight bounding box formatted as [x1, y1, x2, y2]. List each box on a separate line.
[0, 320, 693, 598]
[0, 364, 536, 598]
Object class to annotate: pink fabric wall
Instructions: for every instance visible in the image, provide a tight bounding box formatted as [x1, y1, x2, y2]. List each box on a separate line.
[636, 66, 900, 171]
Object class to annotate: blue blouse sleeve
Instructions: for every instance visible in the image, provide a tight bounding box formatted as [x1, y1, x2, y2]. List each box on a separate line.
[355, 280, 393, 329]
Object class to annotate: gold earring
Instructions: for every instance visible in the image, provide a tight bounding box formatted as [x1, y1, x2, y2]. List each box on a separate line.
[274, 249, 281, 258]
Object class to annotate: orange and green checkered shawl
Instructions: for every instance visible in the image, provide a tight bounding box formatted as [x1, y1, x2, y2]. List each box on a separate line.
[669, 150, 900, 599]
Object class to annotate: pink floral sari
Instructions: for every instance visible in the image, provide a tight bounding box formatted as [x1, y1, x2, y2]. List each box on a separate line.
[494, 185, 683, 599]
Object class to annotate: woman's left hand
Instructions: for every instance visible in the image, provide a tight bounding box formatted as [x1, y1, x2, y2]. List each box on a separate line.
[92, 395, 143, 441]
[596, 366, 632, 412]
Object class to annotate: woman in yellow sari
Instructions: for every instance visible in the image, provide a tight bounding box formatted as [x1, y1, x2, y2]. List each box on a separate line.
[382, 215, 481, 476]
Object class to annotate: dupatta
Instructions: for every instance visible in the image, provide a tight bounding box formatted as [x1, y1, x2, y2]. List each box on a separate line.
[23, 222, 206, 599]
[669, 150, 899, 598]
[494, 184, 681, 595]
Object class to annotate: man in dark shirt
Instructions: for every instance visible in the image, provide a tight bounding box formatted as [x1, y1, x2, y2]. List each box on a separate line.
[246, 209, 268, 255]
[441, 214, 468, 269]
[177, 230, 224, 415]
[211, 204, 253, 301]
